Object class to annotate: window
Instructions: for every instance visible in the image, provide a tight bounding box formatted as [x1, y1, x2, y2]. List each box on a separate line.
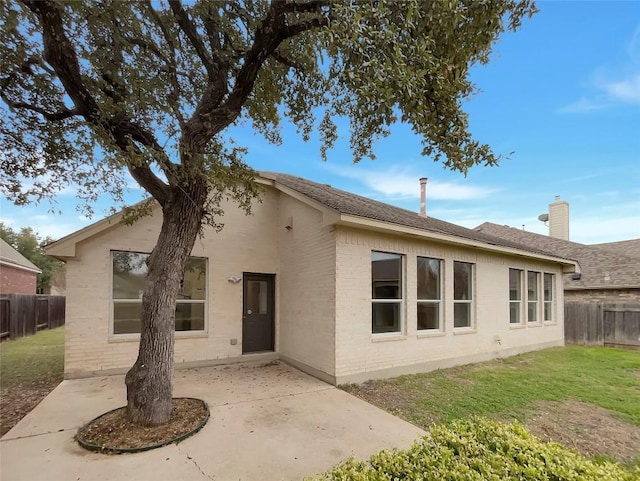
[543, 273, 555, 322]
[417, 257, 442, 330]
[527, 271, 540, 323]
[112, 251, 206, 335]
[509, 269, 523, 324]
[453, 261, 474, 328]
[371, 251, 403, 334]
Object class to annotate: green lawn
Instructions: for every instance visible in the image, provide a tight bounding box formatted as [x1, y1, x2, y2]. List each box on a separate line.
[0, 327, 64, 435]
[342, 346, 640, 427]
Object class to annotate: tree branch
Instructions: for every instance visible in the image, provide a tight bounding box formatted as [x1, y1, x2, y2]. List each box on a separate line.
[181, 0, 329, 152]
[142, 1, 186, 129]
[127, 164, 171, 203]
[282, 0, 331, 14]
[20, 0, 171, 207]
[281, 16, 329, 39]
[202, 4, 224, 66]
[271, 50, 303, 71]
[0, 96, 79, 121]
[167, 0, 216, 77]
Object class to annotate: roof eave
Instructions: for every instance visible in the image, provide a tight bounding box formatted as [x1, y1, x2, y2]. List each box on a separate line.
[0, 259, 42, 274]
[44, 209, 128, 260]
[337, 214, 579, 273]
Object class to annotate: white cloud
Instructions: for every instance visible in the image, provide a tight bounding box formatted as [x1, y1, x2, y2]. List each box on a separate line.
[601, 74, 640, 104]
[572, 215, 640, 244]
[557, 97, 606, 114]
[627, 24, 640, 60]
[325, 165, 495, 201]
[32, 221, 88, 241]
[2, 213, 90, 241]
[560, 25, 640, 112]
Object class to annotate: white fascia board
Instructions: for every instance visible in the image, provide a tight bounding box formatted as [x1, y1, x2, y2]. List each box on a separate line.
[336, 214, 579, 273]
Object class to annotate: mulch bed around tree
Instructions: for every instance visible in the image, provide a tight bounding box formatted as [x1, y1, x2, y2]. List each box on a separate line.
[76, 398, 209, 454]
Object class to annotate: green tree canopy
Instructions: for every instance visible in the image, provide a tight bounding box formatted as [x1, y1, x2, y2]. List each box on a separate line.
[0, 0, 537, 426]
[1, 0, 536, 219]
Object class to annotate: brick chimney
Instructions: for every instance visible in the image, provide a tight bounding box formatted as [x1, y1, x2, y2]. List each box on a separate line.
[549, 195, 569, 240]
[419, 177, 428, 217]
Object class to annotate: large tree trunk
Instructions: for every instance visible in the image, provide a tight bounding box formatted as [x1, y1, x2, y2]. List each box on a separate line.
[125, 184, 206, 425]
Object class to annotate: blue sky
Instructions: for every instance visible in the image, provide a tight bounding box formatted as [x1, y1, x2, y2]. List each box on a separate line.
[1, 1, 639, 244]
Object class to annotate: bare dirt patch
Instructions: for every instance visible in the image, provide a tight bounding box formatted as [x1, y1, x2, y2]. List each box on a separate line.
[342, 381, 421, 416]
[525, 400, 640, 465]
[1, 382, 60, 436]
[76, 398, 209, 453]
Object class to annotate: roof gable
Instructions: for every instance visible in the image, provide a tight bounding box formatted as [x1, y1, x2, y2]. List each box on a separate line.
[0, 238, 41, 273]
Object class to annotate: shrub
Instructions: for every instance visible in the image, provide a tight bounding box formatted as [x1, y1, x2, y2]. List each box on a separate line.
[309, 418, 639, 481]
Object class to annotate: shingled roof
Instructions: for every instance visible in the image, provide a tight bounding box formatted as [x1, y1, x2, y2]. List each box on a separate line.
[474, 222, 640, 290]
[261, 172, 574, 263]
[590, 238, 640, 260]
[0, 238, 41, 273]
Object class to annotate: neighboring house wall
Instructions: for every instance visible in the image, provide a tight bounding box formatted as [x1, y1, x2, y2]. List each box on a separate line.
[565, 289, 640, 303]
[43, 270, 66, 296]
[0, 264, 37, 294]
[334, 227, 564, 384]
[64, 189, 281, 377]
[277, 195, 336, 380]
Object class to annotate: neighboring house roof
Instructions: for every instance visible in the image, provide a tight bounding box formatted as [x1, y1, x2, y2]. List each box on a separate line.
[0, 238, 41, 274]
[590, 239, 640, 259]
[474, 222, 640, 290]
[46, 172, 577, 271]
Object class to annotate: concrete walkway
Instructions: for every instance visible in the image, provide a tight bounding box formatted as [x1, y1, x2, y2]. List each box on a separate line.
[1, 361, 424, 480]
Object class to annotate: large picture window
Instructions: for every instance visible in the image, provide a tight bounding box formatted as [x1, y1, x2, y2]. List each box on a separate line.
[453, 261, 474, 328]
[417, 257, 442, 330]
[543, 273, 555, 322]
[527, 271, 540, 323]
[371, 251, 403, 334]
[112, 251, 207, 335]
[509, 268, 523, 324]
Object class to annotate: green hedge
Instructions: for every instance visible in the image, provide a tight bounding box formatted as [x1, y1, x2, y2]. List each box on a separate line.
[309, 418, 638, 481]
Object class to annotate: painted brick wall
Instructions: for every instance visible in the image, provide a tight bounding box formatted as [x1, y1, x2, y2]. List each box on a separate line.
[64, 189, 280, 376]
[334, 227, 565, 383]
[0, 265, 37, 294]
[277, 196, 336, 376]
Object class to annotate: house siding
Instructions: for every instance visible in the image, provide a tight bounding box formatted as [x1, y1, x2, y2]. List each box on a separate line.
[334, 227, 565, 384]
[277, 196, 336, 379]
[0, 265, 37, 294]
[64, 189, 281, 377]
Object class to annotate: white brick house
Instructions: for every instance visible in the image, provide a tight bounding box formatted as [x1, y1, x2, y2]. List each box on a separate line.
[47, 173, 578, 384]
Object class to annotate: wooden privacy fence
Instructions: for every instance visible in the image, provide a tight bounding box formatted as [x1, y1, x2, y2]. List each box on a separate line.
[565, 302, 640, 349]
[0, 294, 65, 341]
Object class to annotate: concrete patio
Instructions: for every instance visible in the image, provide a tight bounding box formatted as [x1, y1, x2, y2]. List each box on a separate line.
[1, 361, 425, 480]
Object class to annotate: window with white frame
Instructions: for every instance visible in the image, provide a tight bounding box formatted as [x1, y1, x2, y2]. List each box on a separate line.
[527, 271, 540, 323]
[417, 257, 442, 330]
[543, 273, 555, 322]
[453, 261, 474, 328]
[371, 251, 403, 334]
[112, 251, 207, 335]
[509, 268, 523, 324]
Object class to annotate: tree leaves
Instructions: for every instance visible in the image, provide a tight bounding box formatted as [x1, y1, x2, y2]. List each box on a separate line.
[1, 0, 538, 221]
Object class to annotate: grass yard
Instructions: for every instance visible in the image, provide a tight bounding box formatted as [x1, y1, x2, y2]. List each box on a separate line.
[342, 346, 640, 465]
[0, 327, 64, 436]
